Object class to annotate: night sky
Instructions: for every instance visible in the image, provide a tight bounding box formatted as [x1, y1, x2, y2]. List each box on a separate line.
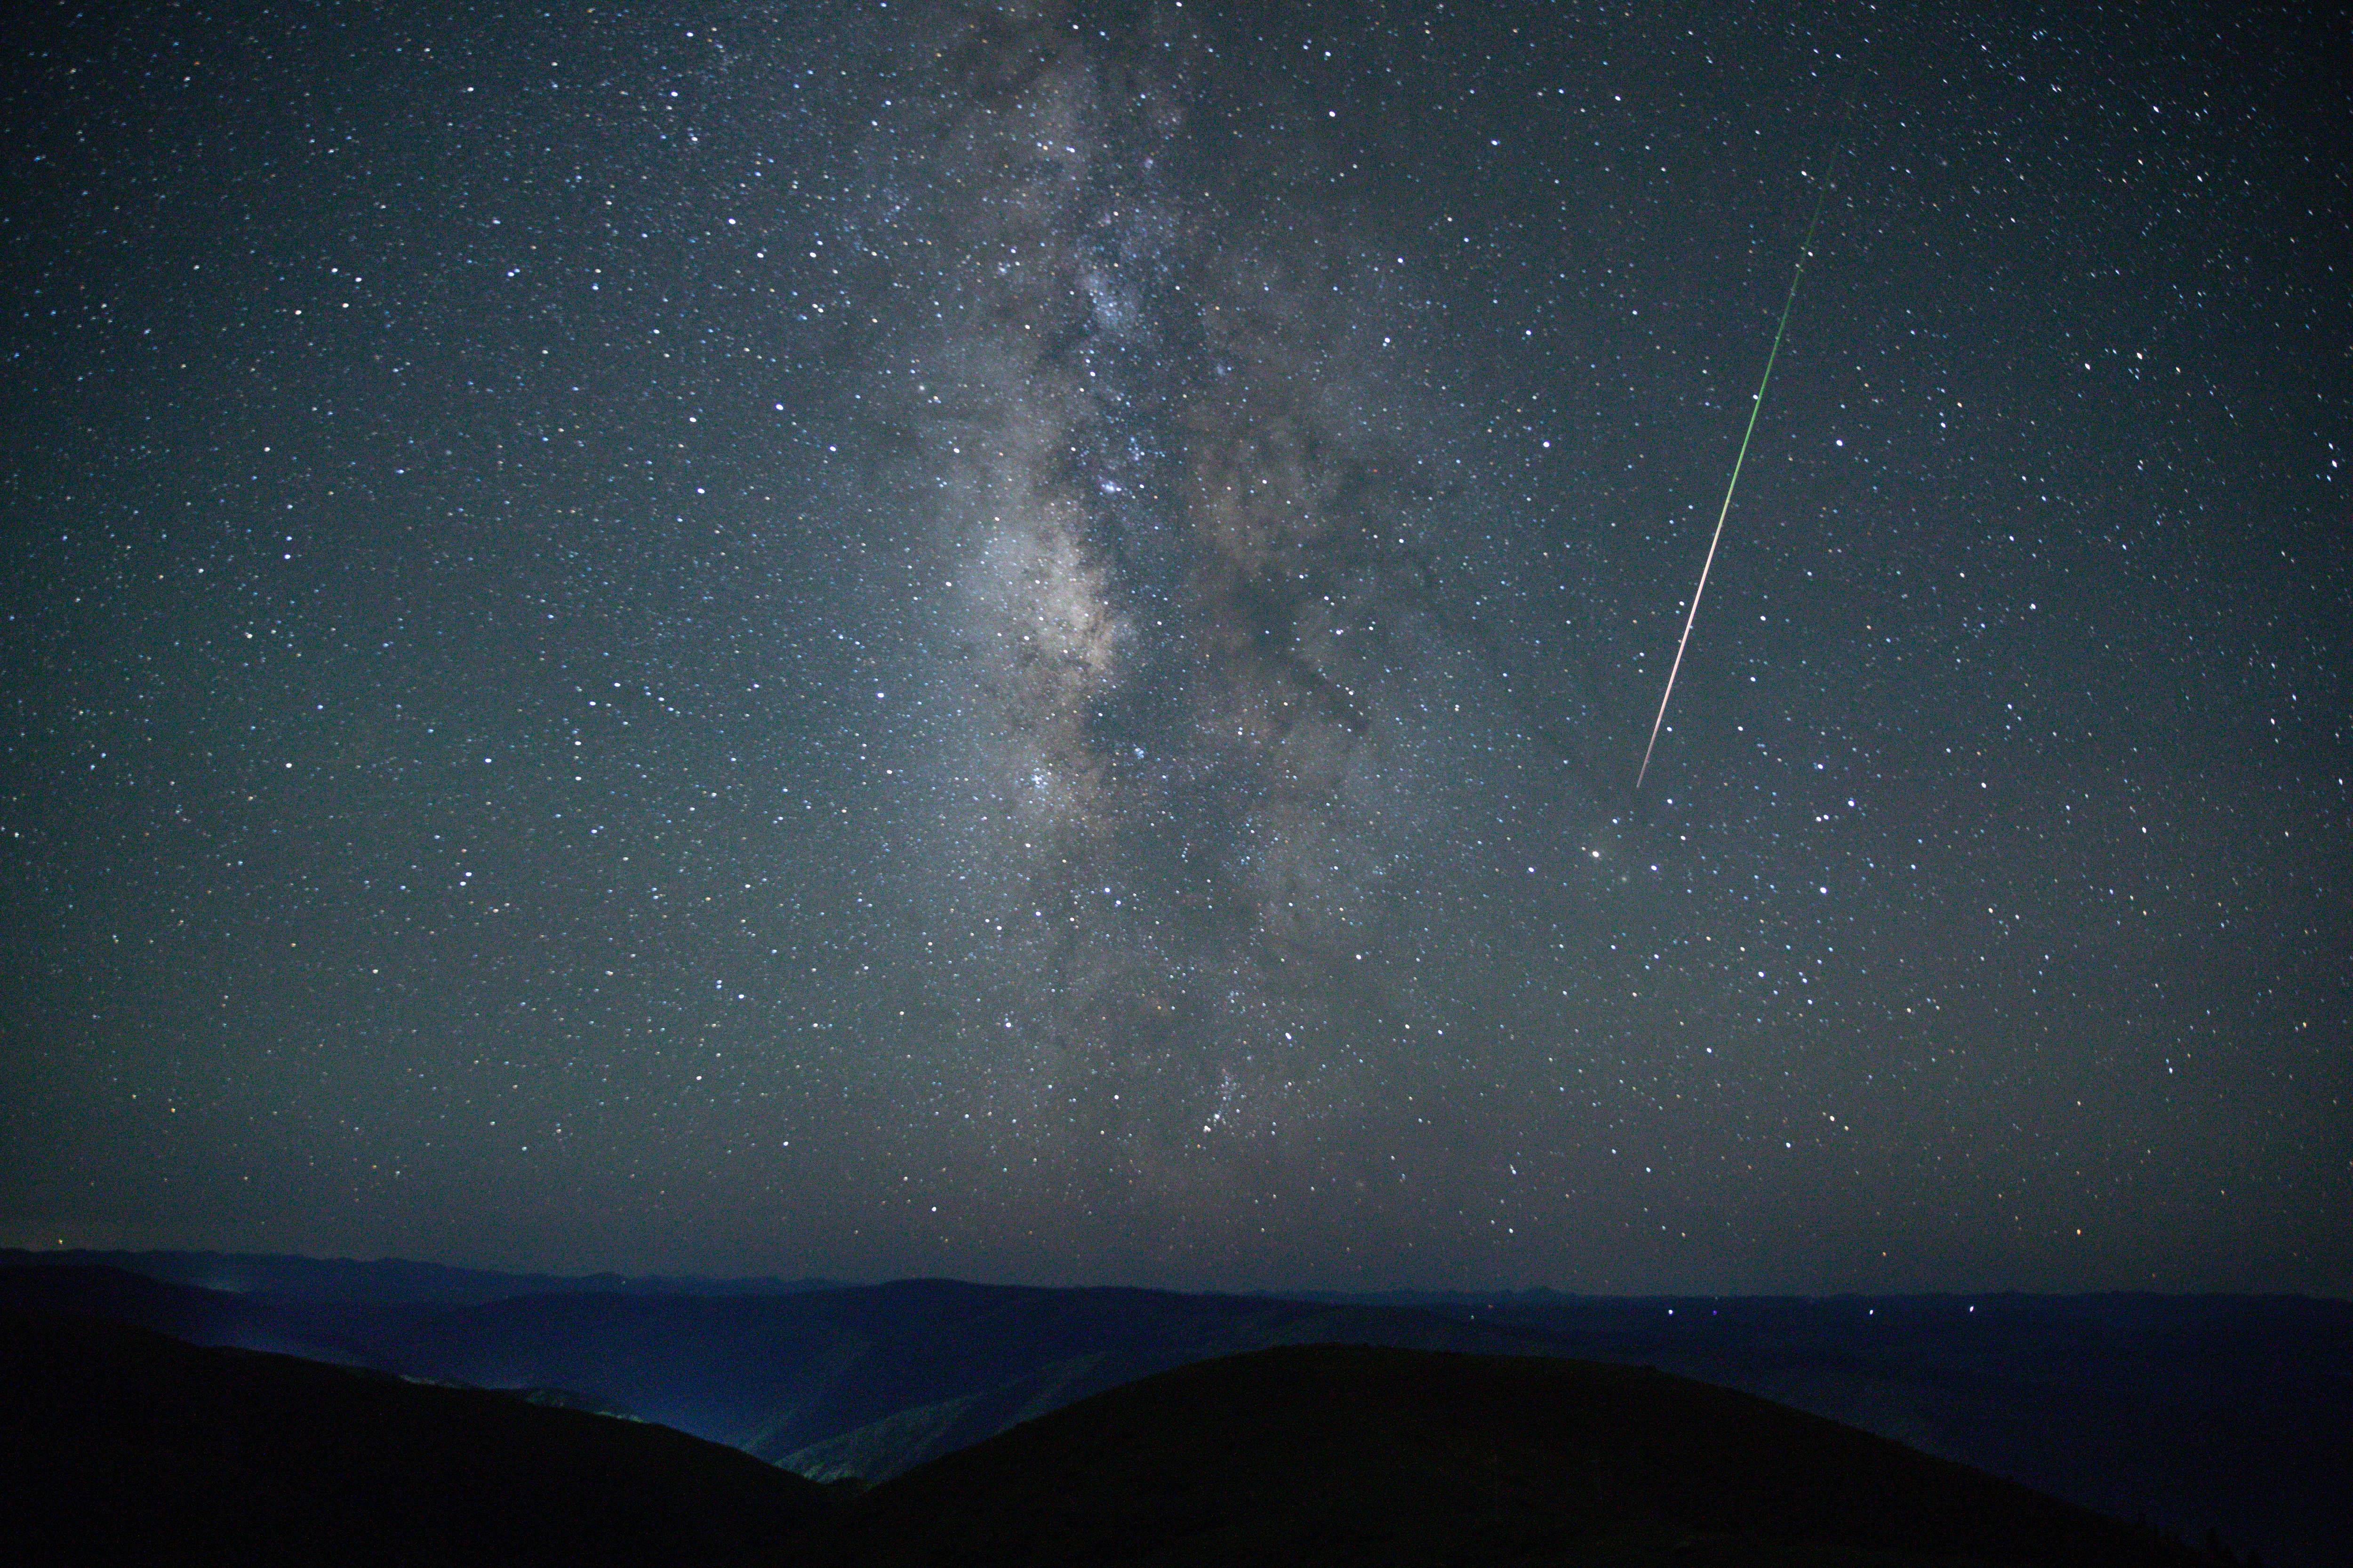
[3, 1, 2345, 1294]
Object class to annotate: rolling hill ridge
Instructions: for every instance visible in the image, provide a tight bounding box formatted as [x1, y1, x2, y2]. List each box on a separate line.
[3, 1255, 2342, 1565]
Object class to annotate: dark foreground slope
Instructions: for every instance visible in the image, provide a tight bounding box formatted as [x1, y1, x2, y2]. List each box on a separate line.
[1374, 1292, 2353, 1568]
[821, 1344, 2201, 1568]
[0, 1309, 834, 1568]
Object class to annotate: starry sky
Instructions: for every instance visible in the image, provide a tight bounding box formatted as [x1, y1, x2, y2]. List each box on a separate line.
[2, 0, 2345, 1294]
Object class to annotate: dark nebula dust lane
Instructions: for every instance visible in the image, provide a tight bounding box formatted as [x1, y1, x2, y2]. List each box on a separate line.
[0, 0, 2345, 1292]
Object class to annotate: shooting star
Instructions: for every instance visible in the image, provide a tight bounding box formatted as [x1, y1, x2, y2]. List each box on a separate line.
[1636, 180, 1834, 792]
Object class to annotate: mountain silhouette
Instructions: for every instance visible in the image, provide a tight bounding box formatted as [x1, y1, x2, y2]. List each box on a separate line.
[3, 1257, 2341, 1565]
[0, 1307, 832, 1568]
[0, 1264, 1583, 1462]
[809, 1343, 2207, 1567]
[5, 1304, 2217, 1568]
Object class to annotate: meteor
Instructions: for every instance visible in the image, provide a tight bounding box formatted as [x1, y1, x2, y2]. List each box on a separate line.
[1635, 179, 1833, 792]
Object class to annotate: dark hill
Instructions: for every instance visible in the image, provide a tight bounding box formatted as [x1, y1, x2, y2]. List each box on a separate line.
[823, 1344, 2202, 1568]
[1364, 1291, 2353, 1568]
[0, 1308, 835, 1568]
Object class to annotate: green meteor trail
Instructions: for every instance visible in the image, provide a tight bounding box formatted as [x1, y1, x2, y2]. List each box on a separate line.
[1636, 179, 1834, 792]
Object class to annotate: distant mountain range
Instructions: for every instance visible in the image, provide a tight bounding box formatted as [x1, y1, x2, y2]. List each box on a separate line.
[4, 1305, 2215, 1568]
[0, 1246, 839, 1304]
[2, 1251, 2344, 1567]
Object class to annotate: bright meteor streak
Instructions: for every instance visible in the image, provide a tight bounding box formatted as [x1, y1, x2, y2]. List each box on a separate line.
[1636, 181, 1834, 792]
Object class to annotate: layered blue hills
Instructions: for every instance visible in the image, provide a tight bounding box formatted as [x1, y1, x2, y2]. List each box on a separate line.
[3, 1251, 2344, 1567]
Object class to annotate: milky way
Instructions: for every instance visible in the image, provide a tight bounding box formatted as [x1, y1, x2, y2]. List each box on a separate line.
[848, 11, 1550, 1201]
